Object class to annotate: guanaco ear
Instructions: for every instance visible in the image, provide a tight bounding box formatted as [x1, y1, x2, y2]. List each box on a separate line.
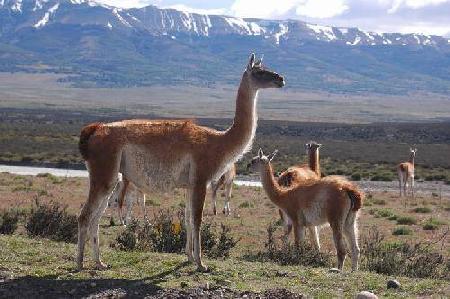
[247, 53, 255, 71]
[255, 54, 264, 67]
[258, 148, 264, 158]
[318, 143, 323, 148]
[268, 150, 278, 162]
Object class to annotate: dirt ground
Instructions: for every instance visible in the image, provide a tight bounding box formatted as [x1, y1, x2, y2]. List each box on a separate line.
[0, 172, 449, 254]
[1, 172, 449, 298]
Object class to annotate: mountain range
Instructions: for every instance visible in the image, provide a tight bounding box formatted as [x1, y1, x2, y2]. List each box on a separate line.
[1, 0, 450, 94]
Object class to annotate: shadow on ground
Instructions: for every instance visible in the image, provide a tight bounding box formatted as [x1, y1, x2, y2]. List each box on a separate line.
[0, 261, 189, 298]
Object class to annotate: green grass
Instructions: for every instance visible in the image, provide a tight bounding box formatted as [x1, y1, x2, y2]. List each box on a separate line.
[413, 207, 432, 213]
[0, 234, 448, 298]
[423, 218, 446, 231]
[396, 216, 417, 225]
[392, 226, 413, 236]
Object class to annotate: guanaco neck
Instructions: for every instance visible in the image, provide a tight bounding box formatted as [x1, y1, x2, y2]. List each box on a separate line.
[260, 162, 285, 207]
[409, 152, 415, 166]
[223, 72, 258, 154]
[308, 149, 321, 177]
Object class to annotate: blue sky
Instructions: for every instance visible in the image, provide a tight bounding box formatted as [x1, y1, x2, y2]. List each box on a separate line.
[99, 0, 450, 36]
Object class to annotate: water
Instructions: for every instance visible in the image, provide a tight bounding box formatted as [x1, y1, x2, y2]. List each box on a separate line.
[2, 164, 448, 196]
[0, 164, 262, 187]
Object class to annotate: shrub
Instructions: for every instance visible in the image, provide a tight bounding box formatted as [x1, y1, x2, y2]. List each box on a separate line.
[351, 173, 361, 181]
[0, 210, 19, 235]
[393, 226, 412, 235]
[37, 173, 63, 184]
[239, 201, 254, 208]
[243, 222, 332, 268]
[372, 199, 386, 205]
[397, 216, 417, 225]
[361, 228, 448, 279]
[387, 215, 398, 221]
[25, 199, 77, 243]
[115, 220, 138, 251]
[376, 208, 395, 218]
[423, 217, 445, 231]
[370, 173, 394, 182]
[413, 207, 432, 213]
[114, 209, 237, 258]
[209, 224, 239, 258]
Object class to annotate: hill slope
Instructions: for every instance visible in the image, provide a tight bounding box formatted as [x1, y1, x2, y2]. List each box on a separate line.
[1, 0, 450, 94]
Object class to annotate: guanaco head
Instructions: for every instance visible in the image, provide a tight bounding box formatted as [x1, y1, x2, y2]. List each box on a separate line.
[247, 148, 278, 172]
[409, 147, 417, 159]
[305, 141, 322, 155]
[245, 53, 285, 89]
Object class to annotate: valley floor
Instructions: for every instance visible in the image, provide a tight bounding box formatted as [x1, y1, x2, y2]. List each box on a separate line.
[0, 173, 449, 297]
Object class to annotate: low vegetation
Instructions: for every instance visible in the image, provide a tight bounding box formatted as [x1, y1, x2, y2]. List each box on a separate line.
[423, 217, 447, 231]
[1, 108, 450, 182]
[0, 209, 19, 235]
[392, 226, 413, 235]
[361, 228, 449, 279]
[0, 173, 449, 297]
[114, 209, 238, 258]
[413, 206, 432, 213]
[396, 216, 417, 225]
[25, 200, 78, 243]
[243, 222, 332, 268]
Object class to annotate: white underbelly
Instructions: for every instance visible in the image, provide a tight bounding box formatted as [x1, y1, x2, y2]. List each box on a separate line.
[120, 144, 192, 193]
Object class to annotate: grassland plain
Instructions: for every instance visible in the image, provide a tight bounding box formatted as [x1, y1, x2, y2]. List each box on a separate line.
[0, 173, 449, 297]
[1, 73, 450, 123]
[1, 106, 450, 183]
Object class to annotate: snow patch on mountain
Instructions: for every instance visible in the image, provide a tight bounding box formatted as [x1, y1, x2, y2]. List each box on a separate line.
[34, 3, 59, 28]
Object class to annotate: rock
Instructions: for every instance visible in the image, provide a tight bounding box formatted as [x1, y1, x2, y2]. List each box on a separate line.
[329, 268, 341, 273]
[387, 279, 401, 289]
[90, 282, 97, 287]
[356, 291, 378, 299]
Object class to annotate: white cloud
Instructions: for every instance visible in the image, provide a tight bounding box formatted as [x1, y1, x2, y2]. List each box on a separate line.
[387, 0, 450, 13]
[296, 0, 348, 18]
[96, 0, 151, 8]
[230, 0, 348, 18]
[230, 0, 298, 18]
[164, 4, 227, 15]
[95, 0, 450, 36]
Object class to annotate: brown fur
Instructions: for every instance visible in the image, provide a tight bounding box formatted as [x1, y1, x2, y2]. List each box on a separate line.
[277, 141, 322, 187]
[79, 122, 103, 161]
[211, 164, 236, 215]
[76, 54, 285, 271]
[249, 151, 363, 271]
[397, 148, 417, 199]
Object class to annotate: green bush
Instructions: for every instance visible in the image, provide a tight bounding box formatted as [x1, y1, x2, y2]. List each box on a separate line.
[351, 173, 361, 181]
[114, 209, 237, 258]
[370, 173, 394, 182]
[372, 199, 386, 205]
[25, 200, 77, 243]
[243, 222, 332, 268]
[393, 226, 412, 235]
[387, 215, 398, 221]
[413, 207, 432, 213]
[423, 217, 445, 231]
[0, 210, 19, 235]
[397, 216, 417, 225]
[239, 201, 254, 208]
[376, 209, 395, 218]
[362, 228, 447, 279]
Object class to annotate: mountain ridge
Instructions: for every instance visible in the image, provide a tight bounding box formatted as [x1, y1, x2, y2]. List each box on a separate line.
[1, 0, 450, 94]
[2, 0, 449, 47]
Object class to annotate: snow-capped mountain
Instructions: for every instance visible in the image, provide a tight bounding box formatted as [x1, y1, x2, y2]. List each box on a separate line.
[1, 0, 450, 94]
[1, 0, 449, 47]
